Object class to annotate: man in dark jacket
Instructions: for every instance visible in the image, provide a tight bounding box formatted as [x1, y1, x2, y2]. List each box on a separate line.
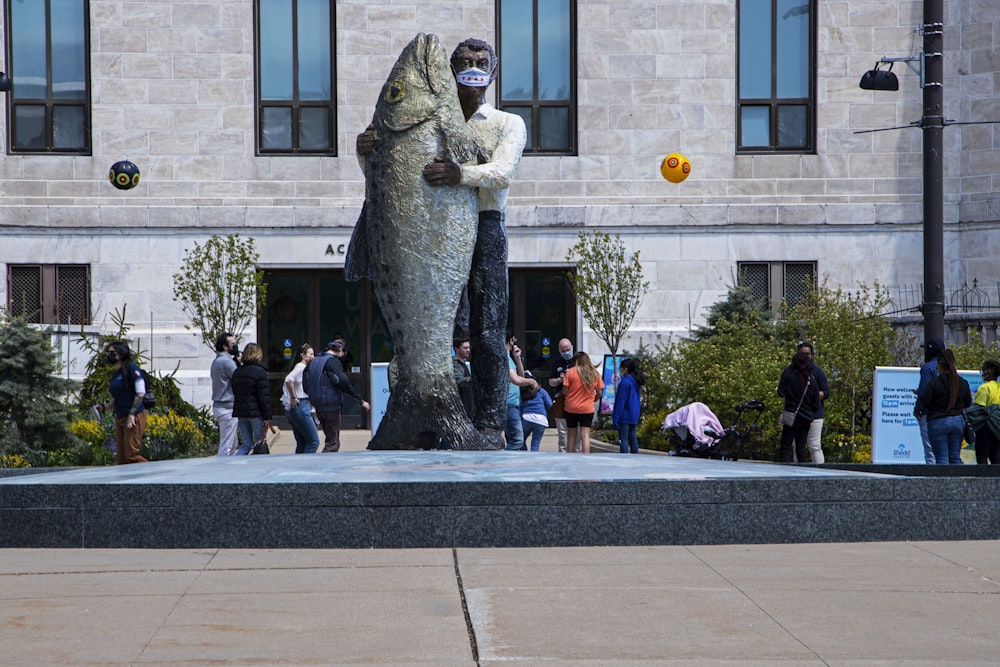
[303, 340, 370, 452]
[914, 337, 945, 464]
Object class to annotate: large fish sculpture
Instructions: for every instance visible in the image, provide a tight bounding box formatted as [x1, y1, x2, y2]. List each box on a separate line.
[345, 33, 487, 450]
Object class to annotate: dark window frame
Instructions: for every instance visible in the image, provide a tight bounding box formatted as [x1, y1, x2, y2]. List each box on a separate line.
[254, 0, 337, 156]
[6, 263, 91, 325]
[4, 0, 92, 155]
[497, 0, 578, 156]
[736, 0, 816, 154]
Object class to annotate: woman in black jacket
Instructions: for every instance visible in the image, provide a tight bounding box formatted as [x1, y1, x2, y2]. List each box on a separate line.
[776, 350, 819, 463]
[916, 349, 972, 464]
[230, 343, 271, 455]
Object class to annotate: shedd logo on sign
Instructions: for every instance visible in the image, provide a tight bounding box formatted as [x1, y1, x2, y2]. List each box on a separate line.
[892, 444, 911, 459]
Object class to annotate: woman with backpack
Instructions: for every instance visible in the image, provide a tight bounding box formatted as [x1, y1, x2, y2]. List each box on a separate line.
[101, 341, 149, 464]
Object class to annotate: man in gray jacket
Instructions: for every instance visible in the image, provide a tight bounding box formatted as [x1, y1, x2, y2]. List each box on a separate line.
[210, 332, 239, 455]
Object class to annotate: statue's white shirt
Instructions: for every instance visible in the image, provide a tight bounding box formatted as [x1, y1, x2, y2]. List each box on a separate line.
[459, 103, 526, 214]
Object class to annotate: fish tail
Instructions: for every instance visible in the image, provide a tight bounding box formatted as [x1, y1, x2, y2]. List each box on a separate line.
[368, 379, 487, 450]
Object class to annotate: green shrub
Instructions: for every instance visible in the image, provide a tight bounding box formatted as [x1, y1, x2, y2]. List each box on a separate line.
[636, 282, 903, 461]
[141, 410, 205, 461]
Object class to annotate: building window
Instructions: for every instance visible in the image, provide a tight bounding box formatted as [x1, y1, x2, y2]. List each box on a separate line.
[498, 0, 576, 155]
[6, 265, 90, 325]
[255, 0, 336, 155]
[737, 0, 814, 153]
[738, 261, 815, 310]
[5, 0, 91, 154]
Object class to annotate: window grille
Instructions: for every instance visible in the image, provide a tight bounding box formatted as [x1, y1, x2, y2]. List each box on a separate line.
[8, 265, 42, 322]
[783, 262, 815, 306]
[56, 265, 90, 325]
[738, 263, 770, 307]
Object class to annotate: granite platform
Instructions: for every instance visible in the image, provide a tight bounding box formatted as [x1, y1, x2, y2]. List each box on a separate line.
[2, 451, 999, 549]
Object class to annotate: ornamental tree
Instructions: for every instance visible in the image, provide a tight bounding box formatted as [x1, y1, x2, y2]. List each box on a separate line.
[566, 231, 650, 372]
[172, 234, 268, 352]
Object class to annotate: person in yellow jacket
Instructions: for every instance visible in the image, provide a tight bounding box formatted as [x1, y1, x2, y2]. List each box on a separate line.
[969, 360, 1000, 464]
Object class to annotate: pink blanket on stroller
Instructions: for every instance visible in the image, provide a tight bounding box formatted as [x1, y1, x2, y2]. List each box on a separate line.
[661, 402, 725, 447]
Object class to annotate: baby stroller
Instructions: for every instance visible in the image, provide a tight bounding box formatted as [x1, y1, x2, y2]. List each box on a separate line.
[661, 400, 765, 460]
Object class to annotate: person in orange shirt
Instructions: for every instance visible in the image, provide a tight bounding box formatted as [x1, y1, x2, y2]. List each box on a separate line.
[561, 352, 604, 453]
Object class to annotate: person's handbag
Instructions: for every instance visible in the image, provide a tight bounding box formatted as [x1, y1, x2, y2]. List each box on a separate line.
[249, 424, 278, 455]
[250, 437, 270, 455]
[964, 415, 977, 446]
[552, 394, 565, 419]
[778, 377, 812, 428]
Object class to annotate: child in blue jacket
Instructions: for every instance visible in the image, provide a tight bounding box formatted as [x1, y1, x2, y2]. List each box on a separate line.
[520, 370, 553, 451]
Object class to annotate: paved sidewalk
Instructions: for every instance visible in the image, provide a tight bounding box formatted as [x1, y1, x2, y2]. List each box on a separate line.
[2, 541, 999, 665]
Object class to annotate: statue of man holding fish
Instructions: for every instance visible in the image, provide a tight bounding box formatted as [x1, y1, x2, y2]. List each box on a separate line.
[349, 34, 526, 449]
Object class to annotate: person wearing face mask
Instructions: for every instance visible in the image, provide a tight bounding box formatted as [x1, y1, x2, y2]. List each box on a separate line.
[99, 341, 148, 465]
[210, 332, 240, 456]
[548, 338, 576, 452]
[967, 360, 1000, 464]
[356, 38, 526, 448]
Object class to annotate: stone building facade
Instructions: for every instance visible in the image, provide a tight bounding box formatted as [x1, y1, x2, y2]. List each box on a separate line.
[1, 0, 998, 410]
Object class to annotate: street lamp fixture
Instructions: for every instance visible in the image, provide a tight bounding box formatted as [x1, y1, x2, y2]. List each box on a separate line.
[0, 72, 11, 92]
[859, 62, 899, 91]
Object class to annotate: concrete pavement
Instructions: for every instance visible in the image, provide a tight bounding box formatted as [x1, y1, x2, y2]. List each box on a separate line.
[5, 429, 1000, 663]
[2, 541, 1000, 665]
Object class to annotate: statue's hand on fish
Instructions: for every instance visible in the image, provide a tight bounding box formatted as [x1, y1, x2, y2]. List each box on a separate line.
[423, 157, 462, 187]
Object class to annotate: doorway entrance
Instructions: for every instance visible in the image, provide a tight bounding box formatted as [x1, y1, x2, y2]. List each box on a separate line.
[260, 268, 576, 426]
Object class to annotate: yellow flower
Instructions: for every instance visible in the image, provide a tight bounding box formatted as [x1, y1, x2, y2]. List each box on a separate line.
[0, 454, 32, 468]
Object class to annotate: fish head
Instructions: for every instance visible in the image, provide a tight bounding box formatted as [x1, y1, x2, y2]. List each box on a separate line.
[374, 33, 458, 133]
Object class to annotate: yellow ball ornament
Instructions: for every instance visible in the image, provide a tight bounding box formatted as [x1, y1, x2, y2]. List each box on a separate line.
[660, 153, 691, 183]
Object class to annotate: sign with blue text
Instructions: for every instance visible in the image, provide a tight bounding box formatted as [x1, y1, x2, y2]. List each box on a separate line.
[370, 362, 390, 435]
[871, 366, 982, 463]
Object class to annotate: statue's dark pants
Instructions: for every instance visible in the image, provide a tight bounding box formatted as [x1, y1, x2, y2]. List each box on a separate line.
[462, 210, 508, 433]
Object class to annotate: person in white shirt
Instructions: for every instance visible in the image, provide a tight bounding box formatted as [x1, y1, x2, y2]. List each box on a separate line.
[281, 343, 320, 454]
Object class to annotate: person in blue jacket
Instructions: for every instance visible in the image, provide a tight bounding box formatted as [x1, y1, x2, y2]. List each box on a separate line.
[914, 337, 945, 464]
[520, 370, 553, 451]
[612, 358, 645, 454]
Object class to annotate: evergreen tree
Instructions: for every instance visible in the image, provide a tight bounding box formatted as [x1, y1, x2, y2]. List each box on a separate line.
[692, 284, 767, 340]
[0, 315, 81, 461]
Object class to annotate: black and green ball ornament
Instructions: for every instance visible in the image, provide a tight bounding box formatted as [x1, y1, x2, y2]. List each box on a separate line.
[109, 160, 141, 190]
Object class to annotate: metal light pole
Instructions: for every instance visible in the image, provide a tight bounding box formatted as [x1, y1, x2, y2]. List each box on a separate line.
[921, 0, 945, 342]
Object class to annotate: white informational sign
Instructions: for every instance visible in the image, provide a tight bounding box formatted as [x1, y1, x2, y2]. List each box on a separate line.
[871, 366, 983, 463]
[370, 362, 390, 435]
